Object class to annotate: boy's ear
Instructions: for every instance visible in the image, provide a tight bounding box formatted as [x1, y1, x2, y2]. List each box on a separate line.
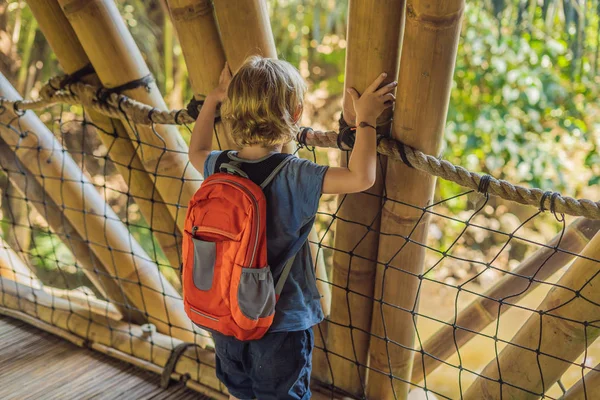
[293, 105, 303, 123]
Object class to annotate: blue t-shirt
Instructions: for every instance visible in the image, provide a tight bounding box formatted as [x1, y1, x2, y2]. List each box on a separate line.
[204, 151, 327, 332]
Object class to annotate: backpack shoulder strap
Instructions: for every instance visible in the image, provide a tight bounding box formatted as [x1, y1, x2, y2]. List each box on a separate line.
[259, 155, 294, 189]
[274, 239, 306, 296]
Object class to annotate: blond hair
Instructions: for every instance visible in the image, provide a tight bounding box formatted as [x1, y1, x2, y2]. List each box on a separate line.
[221, 56, 306, 148]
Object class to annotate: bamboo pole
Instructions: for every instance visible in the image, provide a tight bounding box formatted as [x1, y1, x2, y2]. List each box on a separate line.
[561, 364, 600, 399]
[0, 74, 207, 346]
[464, 231, 600, 399]
[0, 236, 39, 288]
[413, 218, 600, 383]
[212, 0, 276, 72]
[323, 0, 406, 395]
[57, 0, 202, 232]
[26, 0, 183, 276]
[0, 277, 223, 395]
[165, 0, 236, 151]
[212, 0, 330, 308]
[0, 138, 145, 321]
[367, 1, 465, 398]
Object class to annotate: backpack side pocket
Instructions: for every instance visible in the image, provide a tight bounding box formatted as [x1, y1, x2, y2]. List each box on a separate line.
[192, 237, 216, 291]
[237, 267, 276, 320]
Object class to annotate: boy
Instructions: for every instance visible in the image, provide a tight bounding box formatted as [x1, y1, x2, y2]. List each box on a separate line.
[189, 56, 396, 400]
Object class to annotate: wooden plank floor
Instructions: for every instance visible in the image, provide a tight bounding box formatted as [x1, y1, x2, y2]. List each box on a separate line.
[0, 316, 210, 400]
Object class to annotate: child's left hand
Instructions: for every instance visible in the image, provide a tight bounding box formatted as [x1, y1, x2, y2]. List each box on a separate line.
[209, 62, 232, 103]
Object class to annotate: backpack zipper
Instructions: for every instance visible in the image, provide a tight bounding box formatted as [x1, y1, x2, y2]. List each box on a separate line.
[190, 307, 219, 322]
[202, 179, 260, 267]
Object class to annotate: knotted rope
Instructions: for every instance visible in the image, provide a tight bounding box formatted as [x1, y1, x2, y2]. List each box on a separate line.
[4, 75, 599, 220]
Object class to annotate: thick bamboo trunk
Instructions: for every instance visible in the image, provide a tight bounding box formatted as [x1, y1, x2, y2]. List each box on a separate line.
[212, 0, 276, 71]
[464, 231, 600, 399]
[0, 138, 144, 321]
[367, 1, 465, 398]
[0, 74, 206, 346]
[561, 363, 600, 399]
[26, 0, 182, 276]
[57, 0, 202, 232]
[323, 0, 406, 395]
[413, 218, 600, 383]
[166, 0, 236, 151]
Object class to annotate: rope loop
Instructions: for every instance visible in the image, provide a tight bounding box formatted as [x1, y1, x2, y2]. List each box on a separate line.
[478, 174, 492, 195]
[59, 63, 96, 90]
[539, 191, 553, 212]
[298, 127, 311, 147]
[160, 342, 197, 389]
[396, 140, 413, 168]
[97, 74, 155, 104]
[186, 97, 203, 120]
[13, 101, 25, 116]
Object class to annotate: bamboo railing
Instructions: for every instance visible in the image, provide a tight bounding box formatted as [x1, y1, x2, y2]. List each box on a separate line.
[367, 1, 465, 398]
[413, 217, 600, 383]
[0, 138, 144, 321]
[464, 231, 600, 399]
[324, 0, 407, 395]
[0, 73, 205, 346]
[57, 0, 202, 232]
[26, 0, 182, 277]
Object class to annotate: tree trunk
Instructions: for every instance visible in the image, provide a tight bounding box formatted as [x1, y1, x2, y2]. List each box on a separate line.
[464, 232, 600, 399]
[26, 0, 183, 279]
[0, 73, 206, 346]
[322, 0, 406, 395]
[57, 0, 202, 234]
[413, 218, 600, 383]
[366, 1, 465, 398]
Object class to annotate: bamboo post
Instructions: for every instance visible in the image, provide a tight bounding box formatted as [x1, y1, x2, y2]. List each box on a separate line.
[57, 0, 202, 232]
[323, 0, 406, 395]
[0, 138, 145, 321]
[212, 0, 276, 72]
[26, 0, 183, 275]
[413, 218, 600, 383]
[165, 0, 236, 151]
[0, 74, 207, 346]
[561, 364, 600, 399]
[367, 1, 465, 398]
[464, 232, 600, 399]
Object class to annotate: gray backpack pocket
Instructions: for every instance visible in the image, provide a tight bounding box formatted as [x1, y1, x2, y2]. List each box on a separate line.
[192, 237, 216, 291]
[237, 267, 276, 320]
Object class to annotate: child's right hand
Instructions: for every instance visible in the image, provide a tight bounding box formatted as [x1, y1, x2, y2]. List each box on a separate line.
[346, 73, 397, 126]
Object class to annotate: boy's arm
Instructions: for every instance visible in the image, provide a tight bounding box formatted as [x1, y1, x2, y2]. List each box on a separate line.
[188, 97, 219, 173]
[188, 63, 232, 174]
[322, 73, 397, 194]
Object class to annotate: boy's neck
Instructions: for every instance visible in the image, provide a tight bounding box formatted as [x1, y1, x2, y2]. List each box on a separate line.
[237, 144, 283, 160]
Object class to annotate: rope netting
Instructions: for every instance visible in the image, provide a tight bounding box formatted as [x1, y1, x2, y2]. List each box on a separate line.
[0, 80, 599, 400]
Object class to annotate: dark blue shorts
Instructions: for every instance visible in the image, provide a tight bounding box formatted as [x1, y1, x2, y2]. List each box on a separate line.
[212, 329, 313, 400]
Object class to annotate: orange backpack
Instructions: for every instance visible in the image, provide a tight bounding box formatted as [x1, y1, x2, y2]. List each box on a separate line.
[182, 153, 295, 341]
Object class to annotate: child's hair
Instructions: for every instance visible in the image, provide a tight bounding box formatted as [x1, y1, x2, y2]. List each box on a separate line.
[221, 56, 307, 148]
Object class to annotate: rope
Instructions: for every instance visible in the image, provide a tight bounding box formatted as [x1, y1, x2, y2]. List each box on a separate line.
[5, 76, 600, 220]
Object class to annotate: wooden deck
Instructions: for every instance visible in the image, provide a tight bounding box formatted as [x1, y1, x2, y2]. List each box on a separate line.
[0, 316, 210, 399]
